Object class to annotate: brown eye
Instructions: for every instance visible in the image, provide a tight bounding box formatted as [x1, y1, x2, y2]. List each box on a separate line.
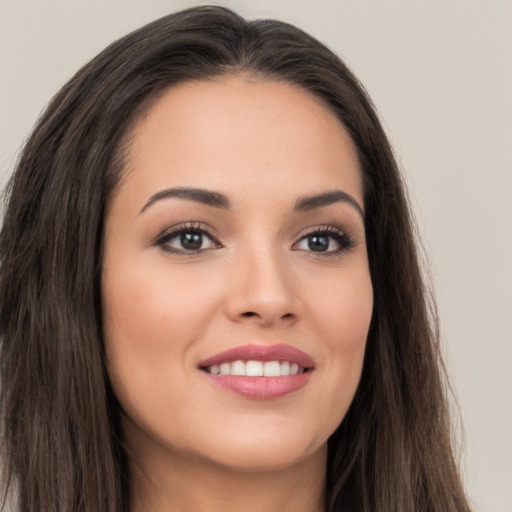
[180, 231, 204, 250]
[157, 226, 219, 254]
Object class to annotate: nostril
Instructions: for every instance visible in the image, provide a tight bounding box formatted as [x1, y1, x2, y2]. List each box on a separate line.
[239, 311, 295, 322]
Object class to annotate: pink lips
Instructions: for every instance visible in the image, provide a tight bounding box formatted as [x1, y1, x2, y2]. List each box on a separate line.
[199, 344, 314, 400]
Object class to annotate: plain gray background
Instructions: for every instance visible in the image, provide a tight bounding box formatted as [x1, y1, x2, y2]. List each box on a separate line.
[1, 1, 511, 511]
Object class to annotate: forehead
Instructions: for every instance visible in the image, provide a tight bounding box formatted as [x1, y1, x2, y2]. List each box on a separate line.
[118, 75, 363, 210]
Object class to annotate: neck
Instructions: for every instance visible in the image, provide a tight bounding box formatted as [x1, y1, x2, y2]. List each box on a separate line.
[127, 432, 327, 512]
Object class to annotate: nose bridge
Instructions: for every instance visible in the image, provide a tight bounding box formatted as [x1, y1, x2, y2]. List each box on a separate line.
[225, 233, 300, 325]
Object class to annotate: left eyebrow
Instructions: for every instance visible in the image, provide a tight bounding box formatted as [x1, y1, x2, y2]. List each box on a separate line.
[294, 190, 364, 219]
[139, 187, 231, 214]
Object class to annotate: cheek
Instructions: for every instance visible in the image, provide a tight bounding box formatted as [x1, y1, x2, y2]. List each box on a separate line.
[103, 258, 220, 351]
[329, 271, 372, 373]
[304, 266, 373, 423]
[305, 262, 373, 349]
[101, 259, 222, 411]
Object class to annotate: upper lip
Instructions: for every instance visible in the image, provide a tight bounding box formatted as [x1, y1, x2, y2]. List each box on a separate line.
[198, 344, 315, 369]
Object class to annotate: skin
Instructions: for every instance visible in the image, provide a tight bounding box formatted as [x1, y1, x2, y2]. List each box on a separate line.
[102, 75, 373, 512]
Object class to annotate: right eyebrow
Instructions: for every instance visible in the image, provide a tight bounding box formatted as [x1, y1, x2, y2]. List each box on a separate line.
[139, 187, 231, 214]
[294, 189, 364, 220]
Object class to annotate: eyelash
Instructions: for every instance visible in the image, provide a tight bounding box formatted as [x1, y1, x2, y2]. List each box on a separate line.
[155, 222, 221, 255]
[292, 225, 355, 257]
[154, 223, 355, 256]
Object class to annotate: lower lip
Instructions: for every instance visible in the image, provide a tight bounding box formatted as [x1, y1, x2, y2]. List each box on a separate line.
[202, 371, 312, 400]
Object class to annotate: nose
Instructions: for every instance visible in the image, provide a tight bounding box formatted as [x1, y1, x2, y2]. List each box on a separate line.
[224, 245, 303, 327]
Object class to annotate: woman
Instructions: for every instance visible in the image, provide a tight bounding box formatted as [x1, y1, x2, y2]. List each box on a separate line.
[0, 5, 472, 512]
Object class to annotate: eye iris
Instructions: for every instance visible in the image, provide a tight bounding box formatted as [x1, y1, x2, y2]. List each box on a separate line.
[308, 234, 329, 252]
[181, 231, 203, 250]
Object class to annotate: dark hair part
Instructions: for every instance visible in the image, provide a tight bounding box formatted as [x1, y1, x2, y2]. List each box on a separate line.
[1, 5, 471, 512]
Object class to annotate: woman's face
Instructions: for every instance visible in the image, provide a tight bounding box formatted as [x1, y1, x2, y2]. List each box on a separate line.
[102, 76, 373, 474]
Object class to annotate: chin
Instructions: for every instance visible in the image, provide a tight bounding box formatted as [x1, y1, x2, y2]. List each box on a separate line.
[186, 422, 329, 473]
[199, 444, 323, 474]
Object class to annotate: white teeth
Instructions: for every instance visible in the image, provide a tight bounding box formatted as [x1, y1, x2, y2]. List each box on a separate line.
[246, 360, 263, 376]
[219, 362, 231, 375]
[280, 361, 290, 376]
[263, 361, 281, 377]
[206, 360, 306, 376]
[231, 360, 245, 375]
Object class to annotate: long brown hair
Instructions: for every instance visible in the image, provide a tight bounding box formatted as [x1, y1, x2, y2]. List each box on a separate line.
[0, 6, 471, 512]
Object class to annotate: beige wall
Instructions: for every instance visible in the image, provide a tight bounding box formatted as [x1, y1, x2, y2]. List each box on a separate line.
[1, 1, 511, 511]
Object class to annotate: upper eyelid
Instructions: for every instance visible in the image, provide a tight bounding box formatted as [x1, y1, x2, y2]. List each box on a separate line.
[297, 225, 346, 237]
[292, 224, 352, 243]
[155, 222, 219, 242]
[293, 224, 355, 249]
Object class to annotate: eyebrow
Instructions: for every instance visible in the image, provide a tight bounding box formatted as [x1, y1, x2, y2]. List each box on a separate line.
[294, 190, 364, 219]
[139, 187, 231, 214]
[139, 186, 364, 219]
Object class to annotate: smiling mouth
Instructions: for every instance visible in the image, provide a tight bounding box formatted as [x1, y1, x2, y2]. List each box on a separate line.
[197, 344, 314, 399]
[201, 360, 308, 376]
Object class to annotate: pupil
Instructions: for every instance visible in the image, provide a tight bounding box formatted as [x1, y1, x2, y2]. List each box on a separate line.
[308, 235, 329, 252]
[181, 231, 202, 250]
